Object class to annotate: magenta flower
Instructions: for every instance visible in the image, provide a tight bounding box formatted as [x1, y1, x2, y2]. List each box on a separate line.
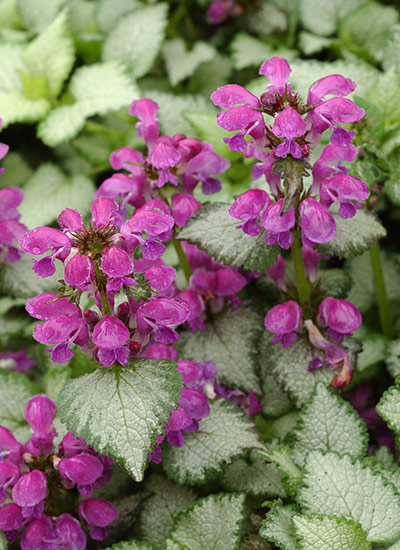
[307, 74, 356, 105]
[21, 514, 86, 550]
[19, 227, 71, 277]
[267, 254, 286, 291]
[33, 315, 89, 364]
[92, 316, 130, 367]
[24, 395, 57, 456]
[216, 106, 265, 153]
[58, 208, 84, 232]
[129, 98, 159, 151]
[0, 350, 33, 373]
[259, 57, 291, 95]
[264, 300, 303, 348]
[101, 246, 134, 291]
[229, 189, 271, 236]
[26, 293, 82, 320]
[177, 289, 206, 331]
[58, 454, 104, 497]
[272, 106, 307, 159]
[0, 502, 23, 532]
[0, 462, 20, 504]
[0, 426, 23, 464]
[320, 174, 369, 218]
[171, 194, 202, 227]
[206, 0, 241, 24]
[78, 498, 118, 541]
[134, 258, 176, 293]
[261, 199, 295, 249]
[318, 297, 362, 342]
[299, 198, 336, 246]
[311, 142, 358, 194]
[182, 149, 230, 194]
[64, 254, 95, 291]
[302, 247, 322, 282]
[12, 470, 47, 519]
[136, 297, 189, 345]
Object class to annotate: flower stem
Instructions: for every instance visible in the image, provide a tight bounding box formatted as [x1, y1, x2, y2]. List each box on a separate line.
[95, 265, 112, 316]
[291, 228, 311, 309]
[370, 242, 393, 339]
[172, 237, 192, 283]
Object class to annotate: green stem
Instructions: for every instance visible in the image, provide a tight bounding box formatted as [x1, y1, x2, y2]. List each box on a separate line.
[370, 242, 393, 339]
[172, 237, 192, 283]
[100, 291, 112, 316]
[291, 228, 311, 309]
[95, 265, 112, 316]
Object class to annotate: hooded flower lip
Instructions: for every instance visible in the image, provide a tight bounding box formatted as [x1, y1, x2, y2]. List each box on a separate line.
[92, 316, 130, 350]
[229, 189, 271, 236]
[24, 395, 57, 455]
[299, 198, 336, 246]
[129, 98, 160, 151]
[19, 227, 71, 278]
[58, 454, 104, 496]
[78, 498, 118, 541]
[259, 57, 291, 95]
[272, 106, 307, 159]
[33, 315, 89, 364]
[12, 470, 47, 510]
[64, 254, 95, 291]
[320, 174, 369, 218]
[264, 300, 303, 348]
[21, 513, 86, 550]
[318, 297, 362, 339]
[261, 199, 295, 250]
[0, 186, 24, 221]
[307, 74, 357, 105]
[136, 297, 189, 345]
[211, 84, 261, 108]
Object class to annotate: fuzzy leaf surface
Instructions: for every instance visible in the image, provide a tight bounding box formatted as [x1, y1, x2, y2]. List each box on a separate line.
[259, 446, 302, 496]
[139, 474, 197, 549]
[166, 493, 245, 550]
[176, 306, 262, 393]
[290, 382, 368, 466]
[102, 4, 168, 78]
[178, 203, 278, 272]
[0, 370, 38, 441]
[293, 514, 370, 550]
[163, 38, 215, 86]
[317, 209, 386, 259]
[260, 501, 298, 550]
[162, 400, 262, 485]
[104, 541, 154, 550]
[58, 359, 182, 481]
[16, 0, 65, 32]
[299, 451, 400, 542]
[377, 382, 400, 436]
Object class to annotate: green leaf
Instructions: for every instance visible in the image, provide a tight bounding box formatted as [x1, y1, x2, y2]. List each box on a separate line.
[0, 88, 50, 128]
[0, 252, 63, 299]
[383, 25, 400, 72]
[258, 445, 302, 496]
[317, 269, 353, 299]
[270, 411, 299, 441]
[166, 493, 245, 550]
[260, 500, 299, 550]
[102, 4, 168, 78]
[0, 370, 38, 441]
[58, 359, 182, 481]
[184, 111, 239, 160]
[386, 340, 400, 378]
[178, 203, 279, 272]
[317, 208, 386, 260]
[366, 68, 400, 130]
[103, 541, 154, 550]
[188, 53, 232, 97]
[231, 33, 274, 70]
[97, 0, 141, 33]
[385, 175, 400, 206]
[0, 42, 26, 92]
[299, 0, 366, 37]
[22, 11, 75, 97]
[289, 382, 368, 466]
[298, 32, 336, 55]
[163, 39, 215, 86]
[162, 399, 262, 485]
[377, 381, 400, 437]
[142, 91, 213, 136]
[299, 451, 400, 542]
[293, 514, 371, 550]
[38, 62, 139, 146]
[339, 2, 399, 63]
[139, 474, 197, 549]
[356, 331, 386, 372]
[176, 305, 262, 393]
[260, 374, 292, 418]
[43, 366, 71, 403]
[0, 151, 33, 188]
[222, 450, 286, 497]
[260, 332, 333, 408]
[18, 163, 95, 228]
[17, 0, 66, 33]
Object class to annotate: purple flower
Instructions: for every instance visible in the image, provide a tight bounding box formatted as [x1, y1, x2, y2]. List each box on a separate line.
[136, 297, 189, 346]
[78, 498, 118, 541]
[182, 149, 230, 195]
[267, 255, 286, 291]
[90, 196, 121, 227]
[0, 462, 20, 504]
[206, 0, 241, 24]
[58, 208, 84, 232]
[320, 174, 369, 218]
[24, 395, 57, 456]
[307, 74, 356, 105]
[19, 227, 71, 278]
[261, 199, 295, 249]
[0, 186, 23, 221]
[272, 106, 307, 159]
[0, 502, 23, 532]
[177, 289, 206, 331]
[21, 514, 86, 550]
[92, 316, 130, 367]
[0, 219, 27, 263]
[101, 246, 134, 291]
[216, 106, 265, 153]
[0, 350, 33, 373]
[58, 454, 104, 497]
[311, 142, 358, 194]
[33, 315, 89, 364]
[0, 426, 23, 464]
[12, 470, 47, 519]
[299, 198, 336, 246]
[64, 254, 95, 291]
[302, 247, 322, 283]
[318, 297, 361, 342]
[129, 98, 159, 151]
[211, 84, 261, 109]
[134, 259, 176, 294]
[229, 189, 271, 236]
[26, 293, 82, 320]
[259, 57, 291, 95]
[171, 194, 201, 227]
[264, 300, 302, 348]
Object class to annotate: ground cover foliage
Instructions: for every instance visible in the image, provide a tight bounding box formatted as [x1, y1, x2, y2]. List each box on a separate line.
[1, 0, 400, 548]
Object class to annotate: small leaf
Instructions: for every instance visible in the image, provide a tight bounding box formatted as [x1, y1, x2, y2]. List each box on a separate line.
[385, 176, 400, 206]
[230, 33, 295, 71]
[102, 4, 168, 78]
[386, 340, 400, 378]
[260, 500, 299, 550]
[163, 38, 215, 86]
[299, 451, 400, 542]
[22, 11, 75, 97]
[176, 305, 262, 393]
[162, 399, 262, 485]
[0, 88, 50, 128]
[139, 474, 197, 549]
[178, 203, 279, 272]
[260, 332, 332, 408]
[289, 382, 368, 466]
[97, 0, 141, 33]
[293, 514, 371, 550]
[38, 62, 139, 146]
[377, 381, 400, 437]
[258, 445, 302, 496]
[317, 208, 386, 259]
[0, 370, 38, 441]
[222, 450, 286, 497]
[103, 541, 155, 550]
[18, 163, 95, 228]
[166, 493, 245, 550]
[356, 331, 386, 372]
[317, 269, 353, 299]
[17, 0, 66, 33]
[260, 374, 292, 418]
[299, 0, 366, 37]
[43, 366, 71, 403]
[58, 359, 182, 481]
[184, 111, 238, 160]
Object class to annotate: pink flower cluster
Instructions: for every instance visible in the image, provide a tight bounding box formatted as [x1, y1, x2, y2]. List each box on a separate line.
[0, 395, 117, 548]
[211, 57, 369, 249]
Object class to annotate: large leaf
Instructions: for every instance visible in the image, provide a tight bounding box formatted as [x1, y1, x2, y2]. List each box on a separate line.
[258, 445, 302, 496]
[102, 4, 168, 78]
[317, 209, 386, 259]
[139, 474, 197, 549]
[163, 38, 215, 86]
[22, 10, 75, 97]
[0, 370, 38, 442]
[299, 451, 400, 542]
[176, 305, 262, 393]
[104, 541, 154, 550]
[260, 500, 299, 550]
[58, 359, 182, 481]
[299, 0, 366, 37]
[377, 381, 400, 436]
[16, 0, 66, 33]
[97, 0, 141, 33]
[289, 382, 368, 466]
[293, 514, 371, 550]
[162, 399, 262, 485]
[178, 203, 278, 272]
[38, 62, 139, 146]
[165, 493, 245, 550]
[18, 163, 95, 228]
[260, 332, 333, 408]
[0, 88, 50, 127]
